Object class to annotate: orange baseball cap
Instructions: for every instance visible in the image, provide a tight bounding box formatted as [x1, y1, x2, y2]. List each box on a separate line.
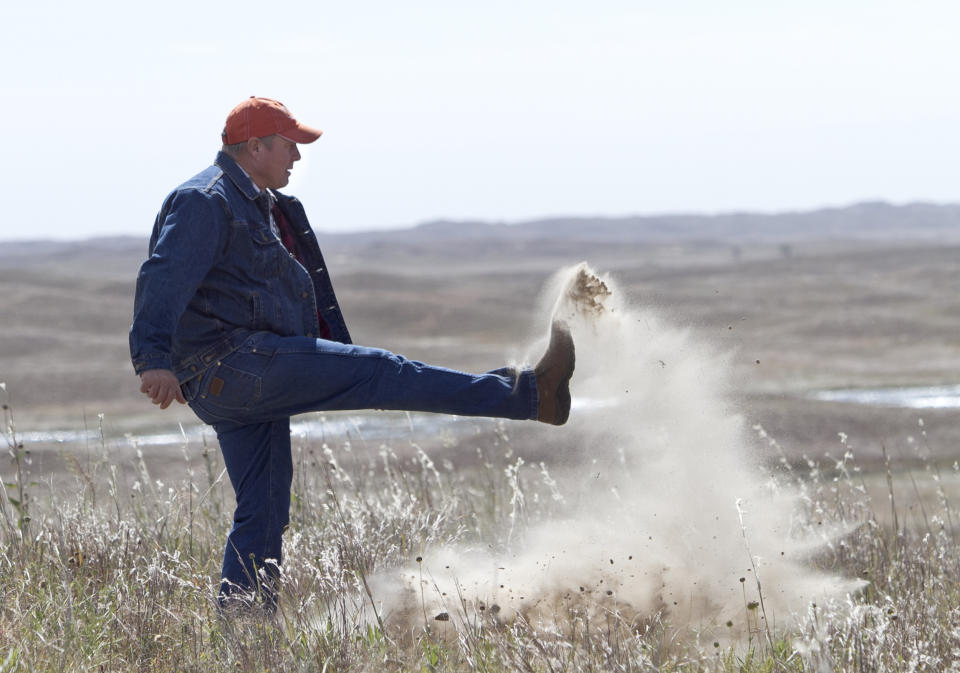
[221, 96, 322, 144]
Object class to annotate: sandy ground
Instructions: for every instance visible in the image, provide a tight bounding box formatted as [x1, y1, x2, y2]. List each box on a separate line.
[2, 236, 959, 498]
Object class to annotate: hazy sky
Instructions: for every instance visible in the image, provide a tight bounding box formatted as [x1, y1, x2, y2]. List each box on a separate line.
[4, 0, 959, 240]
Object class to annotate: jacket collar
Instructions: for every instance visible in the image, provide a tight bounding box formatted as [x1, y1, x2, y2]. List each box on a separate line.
[214, 151, 300, 210]
[214, 151, 261, 202]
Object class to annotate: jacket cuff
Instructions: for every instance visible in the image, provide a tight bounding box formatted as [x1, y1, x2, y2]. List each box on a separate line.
[132, 353, 173, 375]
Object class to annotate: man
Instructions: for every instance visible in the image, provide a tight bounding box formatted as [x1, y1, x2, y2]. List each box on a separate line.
[129, 96, 575, 605]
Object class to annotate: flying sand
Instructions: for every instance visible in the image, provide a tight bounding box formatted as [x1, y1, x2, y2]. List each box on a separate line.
[370, 263, 864, 634]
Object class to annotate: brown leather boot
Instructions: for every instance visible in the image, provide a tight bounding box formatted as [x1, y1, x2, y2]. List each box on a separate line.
[534, 321, 576, 425]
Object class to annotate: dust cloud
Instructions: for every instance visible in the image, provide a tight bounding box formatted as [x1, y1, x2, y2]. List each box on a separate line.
[373, 263, 862, 631]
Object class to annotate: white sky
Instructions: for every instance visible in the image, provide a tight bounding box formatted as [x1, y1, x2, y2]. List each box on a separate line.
[3, 0, 959, 240]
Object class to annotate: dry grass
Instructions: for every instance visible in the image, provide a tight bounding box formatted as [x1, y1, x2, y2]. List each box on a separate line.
[4, 235, 960, 670]
[3, 386, 960, 673]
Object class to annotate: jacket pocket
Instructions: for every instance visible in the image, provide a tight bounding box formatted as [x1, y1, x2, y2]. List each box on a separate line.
[249, 292, 265, 329]
[247, 225, 283, 279]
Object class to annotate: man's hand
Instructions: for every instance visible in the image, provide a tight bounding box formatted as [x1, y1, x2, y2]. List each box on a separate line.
[139, 369, 187, 409]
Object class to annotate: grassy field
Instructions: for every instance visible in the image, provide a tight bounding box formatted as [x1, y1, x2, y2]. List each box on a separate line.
[3, 388, 959, 672]
[3, 232, 960, 670]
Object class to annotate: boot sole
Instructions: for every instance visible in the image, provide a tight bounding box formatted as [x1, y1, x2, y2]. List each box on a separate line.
[546, 321, 575, 425]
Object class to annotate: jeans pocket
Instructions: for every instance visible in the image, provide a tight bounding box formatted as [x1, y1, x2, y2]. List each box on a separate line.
[199, 358, 265, 412]
[180, 375, 202, 403]
[238, 331, 278, 356]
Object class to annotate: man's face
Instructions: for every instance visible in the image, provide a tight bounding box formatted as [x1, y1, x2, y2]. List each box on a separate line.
[247, 135, 301, 190]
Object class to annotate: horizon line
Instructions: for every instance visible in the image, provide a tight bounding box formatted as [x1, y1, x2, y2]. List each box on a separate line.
[1, 198, 956, 245]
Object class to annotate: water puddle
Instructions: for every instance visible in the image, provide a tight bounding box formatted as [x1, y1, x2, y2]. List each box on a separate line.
[16, 411, 470, 449]
[810, 385, 960, 409]
[15, 396, 610, 451]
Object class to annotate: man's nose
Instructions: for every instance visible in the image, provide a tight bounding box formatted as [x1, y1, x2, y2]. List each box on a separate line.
[293, 146, 301, 161]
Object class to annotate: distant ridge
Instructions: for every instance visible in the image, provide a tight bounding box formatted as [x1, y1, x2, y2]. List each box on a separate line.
[3, 201, 960, 258]
[319, 200, 960, 251]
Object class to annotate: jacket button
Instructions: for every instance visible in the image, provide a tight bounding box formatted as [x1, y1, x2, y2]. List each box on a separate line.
[191, 366, 197, 372]
[301, 292, 309, 298]
[306, 332, 313, 337]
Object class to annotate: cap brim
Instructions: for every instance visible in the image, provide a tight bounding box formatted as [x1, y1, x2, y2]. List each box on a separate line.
[279, 123, 323, 144]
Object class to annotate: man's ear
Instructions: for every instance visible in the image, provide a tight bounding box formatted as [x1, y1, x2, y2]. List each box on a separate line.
[246, 137, 262, 156]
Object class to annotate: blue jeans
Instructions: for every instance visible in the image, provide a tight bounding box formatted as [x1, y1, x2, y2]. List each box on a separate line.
[182, 331, 538, 601]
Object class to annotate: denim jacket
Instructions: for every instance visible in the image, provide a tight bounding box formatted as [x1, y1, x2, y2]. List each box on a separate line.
[129, 151, 351, 382]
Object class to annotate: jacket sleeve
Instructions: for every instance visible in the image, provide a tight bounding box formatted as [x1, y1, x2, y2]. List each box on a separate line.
[129, 189, 228, 375]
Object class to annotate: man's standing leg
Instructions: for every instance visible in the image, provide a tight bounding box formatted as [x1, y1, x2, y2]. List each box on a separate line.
[215, 417, 293, 605]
